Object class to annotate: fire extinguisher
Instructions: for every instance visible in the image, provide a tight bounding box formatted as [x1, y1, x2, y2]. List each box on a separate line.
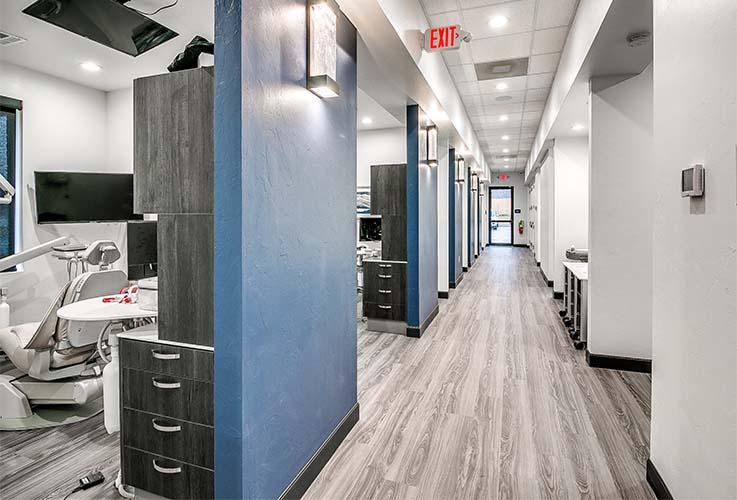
[518, 220, 525, 235]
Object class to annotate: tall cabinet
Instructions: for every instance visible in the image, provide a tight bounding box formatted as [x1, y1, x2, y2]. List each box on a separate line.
[363, 164, 407, 334]
[119, 66, 215, 499]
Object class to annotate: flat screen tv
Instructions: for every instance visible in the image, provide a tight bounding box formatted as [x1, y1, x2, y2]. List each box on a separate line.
[35, 171, 143, 224]
[22, 0, 179, 57]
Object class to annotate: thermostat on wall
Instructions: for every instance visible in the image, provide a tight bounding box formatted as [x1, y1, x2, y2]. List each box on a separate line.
[681, 164, 704, 197]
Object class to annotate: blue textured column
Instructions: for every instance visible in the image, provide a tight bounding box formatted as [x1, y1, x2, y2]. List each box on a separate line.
[406, 105, 420, 328]
[214, 1, 358, 498]
[448, 147, 455, 285]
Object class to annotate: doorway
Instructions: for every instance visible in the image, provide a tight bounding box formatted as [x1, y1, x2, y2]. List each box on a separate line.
[490, 187, 514, 245]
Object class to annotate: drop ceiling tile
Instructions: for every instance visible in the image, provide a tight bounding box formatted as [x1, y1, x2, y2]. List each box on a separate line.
[422, 0, 461, 15]
[459, 0, 511, 9]
[481, 90, 527, 105]
[526, 72, 554, 89]
[522, 109, 543, 121]
[456, 81, 480, 96]
[477, 74, 527, 94]
[462, 94, 483, 107]
[535, 0, 578, 29]
[449, 64, 479, 83]
[428, 11, 462, 28]
[484, 102, 525, 114]
[528, 52, 561, 74]
[460, 1, 536, 39]
[523, 100, 546, 112]
[532, 26, 569, 54]
[526, 87, 550, 102]
[466, 104, 487, 116]
[470, 31, 533, 63]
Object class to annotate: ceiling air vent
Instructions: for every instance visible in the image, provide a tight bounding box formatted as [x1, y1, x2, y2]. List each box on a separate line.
[0, 31, 26, 46]
[475, 57, 529, 81]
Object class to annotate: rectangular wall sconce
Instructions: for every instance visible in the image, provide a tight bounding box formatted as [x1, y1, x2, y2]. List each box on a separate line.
[471, 173, 479, 192]
[456, 157, 465, 183]
[427, 125, 438, 166]
[307, 0, 340, 98]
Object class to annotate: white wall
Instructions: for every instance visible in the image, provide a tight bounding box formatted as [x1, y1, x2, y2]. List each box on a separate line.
[0, 63, 131, 324]
[357, 127, 406, 188]
[490, 172, 529, 246]
[538, 155, 555, 282]
[436, 138, 449, 293]
[587, 67, 653, 360]
[106, 88, 134, 173]
[552, 137, 589, 292]
[650, 2, 736, 498]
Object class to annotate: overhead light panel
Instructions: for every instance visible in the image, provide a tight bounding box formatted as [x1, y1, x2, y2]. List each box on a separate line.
[571, 123, 585, 131]
[495, 82, 508, 91]
[499, 115, 509, 122]
[489, 15, 509, 28]
[80, 61, 102, 72]
[502, 135, 510, 141]
[362, 117, 373, 125]
[307, 0, 340, 99]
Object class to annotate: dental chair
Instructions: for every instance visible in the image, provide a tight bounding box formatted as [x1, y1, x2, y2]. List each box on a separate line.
[0, 242, 128, 430]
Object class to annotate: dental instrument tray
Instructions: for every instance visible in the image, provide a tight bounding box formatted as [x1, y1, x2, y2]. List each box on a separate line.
[565, 247, 588, 262]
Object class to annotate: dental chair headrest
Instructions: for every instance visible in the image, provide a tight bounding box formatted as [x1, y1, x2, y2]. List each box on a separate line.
[83, 240, 121, 269]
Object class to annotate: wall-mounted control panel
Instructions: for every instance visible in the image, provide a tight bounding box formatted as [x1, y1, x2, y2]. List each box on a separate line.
[681, 164, 704, 197]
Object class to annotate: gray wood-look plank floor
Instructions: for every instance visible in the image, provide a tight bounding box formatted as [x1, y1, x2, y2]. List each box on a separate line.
[0, 247, 653, 500]
[305, 247, 654, 500]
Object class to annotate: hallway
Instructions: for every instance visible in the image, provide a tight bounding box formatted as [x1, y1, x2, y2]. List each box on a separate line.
[306, 247, 653, 499]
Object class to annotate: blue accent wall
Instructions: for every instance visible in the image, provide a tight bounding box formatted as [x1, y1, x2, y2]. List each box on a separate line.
[467, 167, 475, 267]
[214, 1, 358, 498]
[406, 105, 438, 327]
[406, 106, 420, 327]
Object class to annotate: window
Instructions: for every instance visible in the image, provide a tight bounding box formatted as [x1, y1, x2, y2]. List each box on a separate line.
[0, 96, 21, 260]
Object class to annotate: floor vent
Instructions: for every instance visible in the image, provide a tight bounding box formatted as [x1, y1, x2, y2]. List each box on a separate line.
[475, 57, 529, 81]
[0, 31, 26, 46]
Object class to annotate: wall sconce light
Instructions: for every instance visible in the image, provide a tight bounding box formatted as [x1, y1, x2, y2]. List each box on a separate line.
[456, 156, 466, 183]
[471, 173, 479, 192]
[307, 0, 340, 98]
[427, 125, 438, 166]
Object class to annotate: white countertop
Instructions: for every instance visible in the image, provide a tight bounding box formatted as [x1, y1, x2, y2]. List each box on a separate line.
[563, 261, 588, 280]
[57, 295, 158, 322]
[117, 324, 214, 352]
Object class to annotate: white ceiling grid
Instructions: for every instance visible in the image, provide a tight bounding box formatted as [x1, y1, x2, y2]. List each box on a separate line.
[419, 0, 579, 172]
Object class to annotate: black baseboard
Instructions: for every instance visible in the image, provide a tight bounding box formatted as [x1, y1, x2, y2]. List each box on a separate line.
[536, 261, 540, 267]
[553, 291, 563, 300]
[646, 459, 673, 500]
[539, 268, 552, 287]
[280, 402, 359, 499]
[407, 303, 440, 338]
[438, 291, 449, 299]
[586, 350, 652, 374]
[513, 243, 527, 247]
[462, 266, 468, 272]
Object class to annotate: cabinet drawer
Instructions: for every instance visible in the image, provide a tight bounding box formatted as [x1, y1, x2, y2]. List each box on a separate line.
[363, 262, 406, 294]
[123, 446, 213, 500]
[363, 282, 405, 305]
[120, 339, 213, 383]
[122, 368, 213, 426]
[122, 409, 213, 469]
[364, 302, 406, 321]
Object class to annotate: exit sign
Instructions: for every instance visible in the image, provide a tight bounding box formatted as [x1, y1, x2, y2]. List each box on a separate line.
[423, 25, 466, 52]
[498, 174, 509, 180]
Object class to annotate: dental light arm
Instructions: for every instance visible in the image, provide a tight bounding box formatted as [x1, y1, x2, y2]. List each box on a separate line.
[0, 236, 70, 272]
[0, 174, 15, 205]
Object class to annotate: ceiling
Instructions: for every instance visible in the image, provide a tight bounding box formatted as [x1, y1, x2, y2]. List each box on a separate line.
[357, 88, 404, 131]
[419, 0, 580, 172]
[0, 0, 214, 91]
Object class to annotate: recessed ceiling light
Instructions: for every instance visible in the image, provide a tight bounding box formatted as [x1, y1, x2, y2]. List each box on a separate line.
[502, 135, 510, 141]
[489, 15, 509, 28]
[495, 82, 508, 91]
[504, 158, 509, 162]
[362, 117, 373, 125]
[80, 61, 102, 73]
[571, 123, 585, 131]
[495, 95, 513, 102]
[503, 148, 509, 153]
[505, 165, 510, 169]
[499, 115, 509, 122]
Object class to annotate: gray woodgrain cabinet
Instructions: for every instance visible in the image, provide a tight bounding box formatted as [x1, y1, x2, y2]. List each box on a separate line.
[134, 66, 214, 215]
[120, 337, 214, 500]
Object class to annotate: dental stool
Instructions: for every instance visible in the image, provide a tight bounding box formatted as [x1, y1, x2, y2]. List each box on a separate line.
[0, 269, 128, 430]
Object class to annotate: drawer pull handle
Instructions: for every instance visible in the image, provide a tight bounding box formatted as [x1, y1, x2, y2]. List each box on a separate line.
[152, 378, 181, 390]
[151, 350, 180, 361]
[378, 264, 392, 268]
[378, 274, 392, 279]
[152, 460, 182, 475]
[152, 419, 182, 433]
[378, 305, 392, 310]
[378, 289, 391, 294]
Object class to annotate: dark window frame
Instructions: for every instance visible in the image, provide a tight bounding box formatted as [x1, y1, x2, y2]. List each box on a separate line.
[0, 96, 22, 265]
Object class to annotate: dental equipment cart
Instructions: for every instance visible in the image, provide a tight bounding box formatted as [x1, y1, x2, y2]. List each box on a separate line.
[562, 261, 588, 350]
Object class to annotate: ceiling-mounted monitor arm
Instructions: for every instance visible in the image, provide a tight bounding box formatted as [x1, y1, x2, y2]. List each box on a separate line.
[0, 174, 15, 205]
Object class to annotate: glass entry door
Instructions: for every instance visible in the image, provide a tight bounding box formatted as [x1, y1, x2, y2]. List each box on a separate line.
[490, 187, 513, 245]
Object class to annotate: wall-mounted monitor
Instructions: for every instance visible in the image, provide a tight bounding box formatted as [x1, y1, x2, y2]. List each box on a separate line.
[681, 164, 704, 197]
[35, 171, 143, 224]
[359, 216, 382, 242]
